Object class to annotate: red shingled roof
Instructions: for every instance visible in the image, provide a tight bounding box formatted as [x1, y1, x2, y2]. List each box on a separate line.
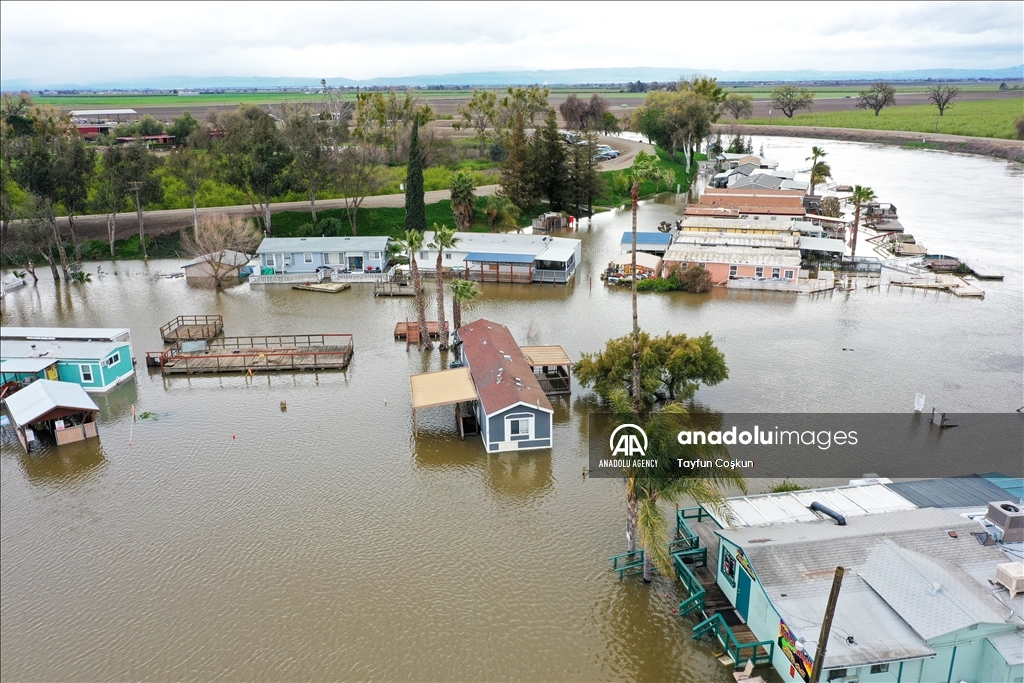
[458, 319, 553, 417]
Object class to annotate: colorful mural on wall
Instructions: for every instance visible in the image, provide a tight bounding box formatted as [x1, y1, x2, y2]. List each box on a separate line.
[779, 618, 813, 683]
[736, 548, 756, 580]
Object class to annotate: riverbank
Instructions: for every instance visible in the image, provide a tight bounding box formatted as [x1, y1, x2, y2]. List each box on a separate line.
[714, 123, 1024, 163]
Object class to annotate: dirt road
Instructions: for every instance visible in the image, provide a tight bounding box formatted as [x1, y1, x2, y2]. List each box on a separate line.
[55, 185, 500, 240]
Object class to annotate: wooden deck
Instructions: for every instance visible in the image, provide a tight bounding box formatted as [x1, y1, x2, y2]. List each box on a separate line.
[394, 321, 441, 339]
[154, 334, 353, 374]
[160, 315, 224, 343]
[374, 281, 415, 297]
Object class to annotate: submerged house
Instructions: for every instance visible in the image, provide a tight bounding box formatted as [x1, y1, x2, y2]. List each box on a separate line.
[4, 379, 101, 452]
[409, 320, 564, 452]
[252, 236, 391, 283]
[669, 481, 1024, 683]
[181, 250, 251, 283]
[664, 232, 802, 286]
[414, 232, 582, 284]
[620, 231, 673, 256]
[0, 327, 135, 393]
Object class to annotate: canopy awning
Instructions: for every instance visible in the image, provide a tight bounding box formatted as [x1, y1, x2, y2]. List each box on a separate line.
[3, 379, 99, 427]
[520, 345, 573, 368]
[464, 252, 535, 264]
[410, 367, 479, 410]
[0, 358, 58, 374]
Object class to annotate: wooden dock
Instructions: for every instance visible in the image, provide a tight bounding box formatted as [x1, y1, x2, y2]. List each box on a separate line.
[890, 274, 985, 298]
[374, 281, 415, 297]
[292, 282, 350, 293]
[394, 321, 441, 340]
[160, 315, 224, 343]
[151, 334, 353, 374]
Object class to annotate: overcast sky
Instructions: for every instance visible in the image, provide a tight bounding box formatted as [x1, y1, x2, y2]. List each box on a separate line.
[1, 1, 1021, 85]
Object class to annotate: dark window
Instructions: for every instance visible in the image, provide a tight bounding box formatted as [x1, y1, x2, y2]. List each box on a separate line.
[870, 664, 889, 674]
[827, 670, 847, 681]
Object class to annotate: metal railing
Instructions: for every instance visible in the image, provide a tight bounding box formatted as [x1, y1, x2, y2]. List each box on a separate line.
[692, 613, 775, 668]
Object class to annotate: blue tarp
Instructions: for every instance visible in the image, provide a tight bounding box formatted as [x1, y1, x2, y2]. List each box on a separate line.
[464, 252, 536, 264]
[621, 232, 672, 246]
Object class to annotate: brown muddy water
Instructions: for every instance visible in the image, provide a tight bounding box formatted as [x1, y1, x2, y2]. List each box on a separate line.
[1, 138, 1022, 682]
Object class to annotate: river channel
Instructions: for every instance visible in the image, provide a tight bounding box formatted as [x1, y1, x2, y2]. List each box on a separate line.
[1, 138, 1021, 682]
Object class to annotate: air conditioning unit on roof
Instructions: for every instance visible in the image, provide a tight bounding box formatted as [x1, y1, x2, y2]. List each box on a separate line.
[986, 501, 1024, 543]
[995, 562, 1024, 598]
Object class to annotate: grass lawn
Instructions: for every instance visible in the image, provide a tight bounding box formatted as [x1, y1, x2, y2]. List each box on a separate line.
[745, 97, 1024, 139]
[595, 147, 701, 206]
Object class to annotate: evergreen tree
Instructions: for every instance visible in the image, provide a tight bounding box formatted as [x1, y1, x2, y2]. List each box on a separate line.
[532, 109, 567, 211]
[498, 112, 535, 210]
[404, 116, 426, 232]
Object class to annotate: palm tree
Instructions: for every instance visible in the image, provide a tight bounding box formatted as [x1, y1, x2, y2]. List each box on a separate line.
[848, 185, 876, 259]
[429, 223, 460, 350]
[449, 279, 479, 332]
[482, 195, 521, 232]
[609, 392, 745, 574]
[621, 151, 672, 415]
[449, 172, 476, 232]
[401, 229, 433, 350]
[810, 160, 832, 198]
[805, 146, 827, 196]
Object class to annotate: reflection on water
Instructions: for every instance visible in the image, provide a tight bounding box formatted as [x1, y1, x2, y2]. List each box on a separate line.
[1, 138, 1021, 682]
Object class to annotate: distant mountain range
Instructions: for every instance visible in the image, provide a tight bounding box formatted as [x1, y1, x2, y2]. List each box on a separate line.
[4, 66, 1023, 91]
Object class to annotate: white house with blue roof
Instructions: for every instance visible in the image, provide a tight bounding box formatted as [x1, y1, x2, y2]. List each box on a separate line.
[414, 231, 581, 284]
[621, 231, 673, 256]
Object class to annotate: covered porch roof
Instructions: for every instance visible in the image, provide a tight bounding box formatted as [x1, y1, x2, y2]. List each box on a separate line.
[520, 345, 573, 368]
[3, 379, 99, 427]
[410, 367, 479, 410]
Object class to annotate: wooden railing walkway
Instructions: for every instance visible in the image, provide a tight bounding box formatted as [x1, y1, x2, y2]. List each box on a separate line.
[153, 334, 353, 374]
[160, 315, 224, 343]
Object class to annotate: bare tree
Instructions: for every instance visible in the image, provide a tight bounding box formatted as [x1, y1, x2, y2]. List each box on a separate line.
[856, 82, 897, 116]
[336, 145, 385, 235]
[926, 85, 960, 116]
[180, 213, 261, 286]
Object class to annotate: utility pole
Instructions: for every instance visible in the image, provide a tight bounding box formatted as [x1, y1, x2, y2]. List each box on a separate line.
[809, 566, 845, 683]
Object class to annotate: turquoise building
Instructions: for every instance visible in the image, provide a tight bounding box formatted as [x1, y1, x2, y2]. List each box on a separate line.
[1, 327, 135, 393]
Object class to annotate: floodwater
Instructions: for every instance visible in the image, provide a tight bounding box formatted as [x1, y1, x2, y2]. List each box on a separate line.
[1, 138, 1021, 682]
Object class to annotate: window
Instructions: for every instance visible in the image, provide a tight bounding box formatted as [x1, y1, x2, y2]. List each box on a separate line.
[729, 265, 737, 278]
[303, 252, 313, 264]
[772, 267, 780, 279]
[326, 252, 342, 265]
[265, 254, 276, 267]
[698, 262, 706, 268]
[445, 253, 452, 260]
[104, 352, 121, 367]
[784, 270, 794, 279]
[721, 548, 736, 585]
[827, 670, 847, 681]
[370, 251, 381, 260]
[420, 251, 428, 259]
[504, 413, 535, 441]
[870, 664, 889, 674]
[755, 266, 764, 278]
[80, 364, 94, 383]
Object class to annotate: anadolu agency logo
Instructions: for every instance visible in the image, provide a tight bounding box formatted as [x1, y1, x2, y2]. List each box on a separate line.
[603, 423, 657, 467]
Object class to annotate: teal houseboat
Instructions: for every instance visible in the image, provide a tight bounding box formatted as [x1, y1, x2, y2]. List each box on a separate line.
[1, 327, 136, 393]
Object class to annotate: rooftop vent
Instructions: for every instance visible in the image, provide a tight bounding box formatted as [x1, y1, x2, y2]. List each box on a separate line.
[930, 582, 942, 595]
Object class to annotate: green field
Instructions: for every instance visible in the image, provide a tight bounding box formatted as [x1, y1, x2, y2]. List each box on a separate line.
[746, 97, 1024, 139]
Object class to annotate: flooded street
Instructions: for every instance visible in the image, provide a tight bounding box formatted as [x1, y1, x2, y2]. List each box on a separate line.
[1, 138, 1021, 682]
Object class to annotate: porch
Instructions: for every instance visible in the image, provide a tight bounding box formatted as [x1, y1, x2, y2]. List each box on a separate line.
[520, 346, 573, 396]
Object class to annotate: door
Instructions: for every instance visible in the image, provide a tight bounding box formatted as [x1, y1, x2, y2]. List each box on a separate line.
[736, 566, 751, 621]
[347, 255, 363, 271]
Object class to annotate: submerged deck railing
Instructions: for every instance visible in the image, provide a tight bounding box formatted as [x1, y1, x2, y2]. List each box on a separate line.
[692, 613, 774, 667]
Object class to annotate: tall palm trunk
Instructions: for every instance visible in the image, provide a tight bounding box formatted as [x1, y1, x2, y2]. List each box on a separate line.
[435, 252, 449, 350]
[452, 298, 462, 332]
[411, 258, 433, 351]
[643, 547, 654, 582]
[851, 205, 861, 258]
[626, 482, 638, 553]
[630, 180, 642, 416]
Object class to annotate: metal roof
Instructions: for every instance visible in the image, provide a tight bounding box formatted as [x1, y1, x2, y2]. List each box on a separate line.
[716, 484, 916, 528]
[664, 245, 802, 267]
[621, 232, 673, 246]
[537, 239, 579, 263]
[69, 109, 137, 116]
[465, 252, 535, 264]
[457, 320, 552, 417]
[256, 236, 390, 254]
[798, 235, 847, 253]
[987, 631, 1024, 666]
[0, 358, 58, 373]
[3, 380, 99, 426]
[2, 339, 125, 362]
[409, 367, 478, 410]
[860, 540, 1010, 640]
[1, 327, 129, 342]
[885, 476, 1018, 509]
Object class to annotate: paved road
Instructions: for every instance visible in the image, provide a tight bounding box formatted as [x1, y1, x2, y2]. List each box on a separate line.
[56, 185, 501, 239]
[596, 135, 656, 171]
